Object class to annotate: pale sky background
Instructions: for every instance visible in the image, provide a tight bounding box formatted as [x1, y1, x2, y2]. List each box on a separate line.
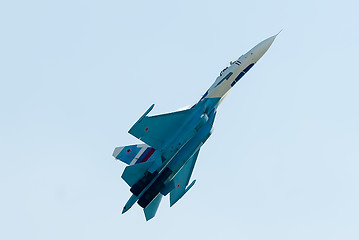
[1, 0, 359, 239]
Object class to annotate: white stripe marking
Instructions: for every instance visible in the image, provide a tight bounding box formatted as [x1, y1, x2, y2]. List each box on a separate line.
[113, 147, 124, 158]
[130, 145, 147, 165]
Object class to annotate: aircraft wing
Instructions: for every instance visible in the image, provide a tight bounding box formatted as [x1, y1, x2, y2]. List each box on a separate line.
[128, 105, 194, 150]
[169, 150, 199, 207]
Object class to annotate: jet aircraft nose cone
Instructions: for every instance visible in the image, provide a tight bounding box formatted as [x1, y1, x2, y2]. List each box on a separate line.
[249, 33, 279, 62]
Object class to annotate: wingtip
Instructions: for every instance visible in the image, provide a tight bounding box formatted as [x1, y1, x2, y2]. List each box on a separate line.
[145, 215, 154, 221]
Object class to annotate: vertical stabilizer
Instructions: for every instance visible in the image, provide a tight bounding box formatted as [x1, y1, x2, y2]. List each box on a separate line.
[121, 161, 154, 187]
[113, 144, 156, 165]
[144, 194, 163, 221]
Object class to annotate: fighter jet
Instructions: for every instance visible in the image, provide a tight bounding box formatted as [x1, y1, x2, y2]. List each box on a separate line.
[113, 33, 278, 220]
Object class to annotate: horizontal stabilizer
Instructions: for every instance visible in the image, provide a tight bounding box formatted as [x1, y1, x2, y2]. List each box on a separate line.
[121, 161, 154, 187]
[144, 194, 162, 221]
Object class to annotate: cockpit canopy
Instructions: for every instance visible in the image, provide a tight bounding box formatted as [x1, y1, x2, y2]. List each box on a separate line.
[219, 67, 228, 76]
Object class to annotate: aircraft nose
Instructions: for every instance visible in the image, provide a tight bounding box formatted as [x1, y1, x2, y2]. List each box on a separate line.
[249, 33, 279, 62]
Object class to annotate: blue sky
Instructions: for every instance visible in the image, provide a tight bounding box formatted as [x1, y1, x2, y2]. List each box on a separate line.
[1, 0, 358, 239]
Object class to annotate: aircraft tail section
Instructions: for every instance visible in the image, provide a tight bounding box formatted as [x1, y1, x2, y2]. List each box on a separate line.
[121, 161, 154, 187]
[113, 144, 155, 165]
[144, 194, 163, 221]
